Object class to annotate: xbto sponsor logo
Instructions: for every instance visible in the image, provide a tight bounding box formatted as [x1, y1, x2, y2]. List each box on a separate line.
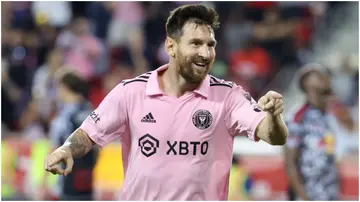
[166, 141, 208, 155]
[138, 135, 209, 157]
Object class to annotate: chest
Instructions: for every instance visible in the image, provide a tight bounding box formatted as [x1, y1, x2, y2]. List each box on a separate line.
[127, 95, 224, 156]
[300, 120, 335, 154]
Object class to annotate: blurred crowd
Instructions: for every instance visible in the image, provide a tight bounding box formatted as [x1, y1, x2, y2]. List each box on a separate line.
[1, 1, 358, 200]
[1, 1, 358, 134]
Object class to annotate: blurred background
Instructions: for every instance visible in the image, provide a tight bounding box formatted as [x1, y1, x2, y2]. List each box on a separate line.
[1, 1, 358, 201]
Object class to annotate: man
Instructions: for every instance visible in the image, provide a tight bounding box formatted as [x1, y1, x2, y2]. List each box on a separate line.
[45, 4, 288, 200]
[284, 65, 339, 200]
[45, 70, 98, 200]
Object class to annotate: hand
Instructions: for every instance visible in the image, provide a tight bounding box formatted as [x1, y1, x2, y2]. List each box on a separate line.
[258, 91, 284, 116]
[44, 146, 74, 176]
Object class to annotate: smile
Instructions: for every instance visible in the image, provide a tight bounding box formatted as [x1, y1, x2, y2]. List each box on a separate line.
[193, 62, 207, 68]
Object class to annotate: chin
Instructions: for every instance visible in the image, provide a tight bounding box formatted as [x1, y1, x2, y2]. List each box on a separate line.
[188, 74, 207, 84]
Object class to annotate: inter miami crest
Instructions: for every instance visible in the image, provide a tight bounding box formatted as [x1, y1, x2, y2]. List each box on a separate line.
[192, 109, 213, 130]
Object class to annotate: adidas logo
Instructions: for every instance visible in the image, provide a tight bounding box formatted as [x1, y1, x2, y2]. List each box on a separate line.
[141, 113, 156, 123]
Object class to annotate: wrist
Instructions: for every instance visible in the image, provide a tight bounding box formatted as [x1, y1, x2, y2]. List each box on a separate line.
[59, 144, 72, 156]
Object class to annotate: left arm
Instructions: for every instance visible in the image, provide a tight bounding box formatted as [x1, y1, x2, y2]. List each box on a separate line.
[255, 91, 288, 145]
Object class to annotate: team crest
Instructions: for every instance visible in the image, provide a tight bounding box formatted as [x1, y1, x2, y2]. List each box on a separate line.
[192, 109, 213, 130]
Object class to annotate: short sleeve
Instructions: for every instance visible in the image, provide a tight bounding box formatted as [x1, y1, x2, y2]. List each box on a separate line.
[80, 83, 128, 147]
[224, 86, 267, 141]
[285, 118, 304, 149]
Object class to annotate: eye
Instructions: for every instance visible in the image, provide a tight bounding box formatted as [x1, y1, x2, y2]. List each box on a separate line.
[208, 43, 215, 48]
[191, 41, 201, 46]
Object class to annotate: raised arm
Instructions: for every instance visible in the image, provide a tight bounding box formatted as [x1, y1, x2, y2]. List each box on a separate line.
[255, 91, 288, 145]
[225, 87, 288, 145]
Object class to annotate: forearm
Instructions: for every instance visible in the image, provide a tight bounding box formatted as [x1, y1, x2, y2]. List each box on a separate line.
[261, 114, 288, 145]
[62, 128, 95, 158]
[287, 165, 309, 200]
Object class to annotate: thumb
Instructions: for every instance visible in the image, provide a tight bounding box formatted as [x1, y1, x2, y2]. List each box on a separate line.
[46, 154, 64, 168]
[64, 156, 74, 176]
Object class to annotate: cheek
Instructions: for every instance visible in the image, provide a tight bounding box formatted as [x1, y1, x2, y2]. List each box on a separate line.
[210, 49, 216, 59]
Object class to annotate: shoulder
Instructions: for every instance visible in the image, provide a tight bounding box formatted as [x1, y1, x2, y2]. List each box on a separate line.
[121, 71, 152, 87]
[208, 74, 235, 89]
[208, 74, 248, 99]
[286, 103, 311, 124]
[286, 104, 311, 135]
[103, 71, 152, 102]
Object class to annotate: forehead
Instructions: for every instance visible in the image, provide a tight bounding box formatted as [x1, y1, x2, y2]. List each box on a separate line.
[180, 22, 215, 41]
[306, 73, 330, 88]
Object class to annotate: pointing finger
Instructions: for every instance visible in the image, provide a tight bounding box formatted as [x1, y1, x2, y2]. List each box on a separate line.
[47, 154, 64, 168]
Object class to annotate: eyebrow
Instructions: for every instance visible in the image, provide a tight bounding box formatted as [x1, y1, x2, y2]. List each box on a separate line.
[190, 38, 217, 46]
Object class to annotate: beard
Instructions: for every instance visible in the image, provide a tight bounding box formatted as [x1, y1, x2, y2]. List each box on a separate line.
[176, 52, 212, 84]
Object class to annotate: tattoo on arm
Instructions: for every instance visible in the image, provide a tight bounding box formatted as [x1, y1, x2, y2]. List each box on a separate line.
[63, 128, 94, 158]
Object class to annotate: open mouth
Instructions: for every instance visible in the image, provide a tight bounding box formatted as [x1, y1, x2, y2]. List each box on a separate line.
[193, 62, 207, 68]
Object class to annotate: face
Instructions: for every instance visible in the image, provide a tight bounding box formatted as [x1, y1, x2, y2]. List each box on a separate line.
[167, 22, 217, 84]
[74, 18, 90, 36]
[56, 81, 70, 103]
[304, 73, 333, 110]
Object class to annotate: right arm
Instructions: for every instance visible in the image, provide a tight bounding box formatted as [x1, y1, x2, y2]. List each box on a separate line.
[283, 119, 309, 200]
[62, 128, 95, 158]
[44, 83, 129, 176]
[284, 146, 309, 200]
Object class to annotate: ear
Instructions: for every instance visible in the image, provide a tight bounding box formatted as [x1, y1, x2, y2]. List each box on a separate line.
[165, 37, 176, 58]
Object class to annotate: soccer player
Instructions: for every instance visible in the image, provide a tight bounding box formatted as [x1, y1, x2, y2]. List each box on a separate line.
[44, 71, 98, 200]
[284, 65, 339, 200]
[45, 4, 288, 200]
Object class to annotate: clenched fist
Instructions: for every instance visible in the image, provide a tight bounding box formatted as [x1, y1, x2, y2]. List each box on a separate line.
[258, 91, 284, 116]
[44, 146, 74, 176]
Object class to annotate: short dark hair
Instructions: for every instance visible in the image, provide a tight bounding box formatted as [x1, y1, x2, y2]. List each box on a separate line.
[60, 72, 89, 99]
[166, 4, 220, 40]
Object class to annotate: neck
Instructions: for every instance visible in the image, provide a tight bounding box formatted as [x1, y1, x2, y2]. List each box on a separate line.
[160, 62, 199, 97]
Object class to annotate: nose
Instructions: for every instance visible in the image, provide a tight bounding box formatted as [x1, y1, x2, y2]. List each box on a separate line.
[198, 45, 210, 60]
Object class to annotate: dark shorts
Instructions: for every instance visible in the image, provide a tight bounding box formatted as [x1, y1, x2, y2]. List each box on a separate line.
[59, 194, 93, 201]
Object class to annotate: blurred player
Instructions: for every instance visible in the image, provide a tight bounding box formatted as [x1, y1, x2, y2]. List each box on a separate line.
[284, 65, 339, 200]
[45, 70, 98, 200]
[45, 4, 288, 200]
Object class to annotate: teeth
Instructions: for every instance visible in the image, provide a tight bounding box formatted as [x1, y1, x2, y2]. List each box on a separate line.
[195, 63, 206, 66]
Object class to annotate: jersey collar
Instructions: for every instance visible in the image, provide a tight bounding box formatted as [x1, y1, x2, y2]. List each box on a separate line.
[146, 64, 210, 98]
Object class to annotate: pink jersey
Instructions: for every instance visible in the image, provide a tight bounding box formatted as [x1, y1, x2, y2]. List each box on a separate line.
[80, 64, 267, 200]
